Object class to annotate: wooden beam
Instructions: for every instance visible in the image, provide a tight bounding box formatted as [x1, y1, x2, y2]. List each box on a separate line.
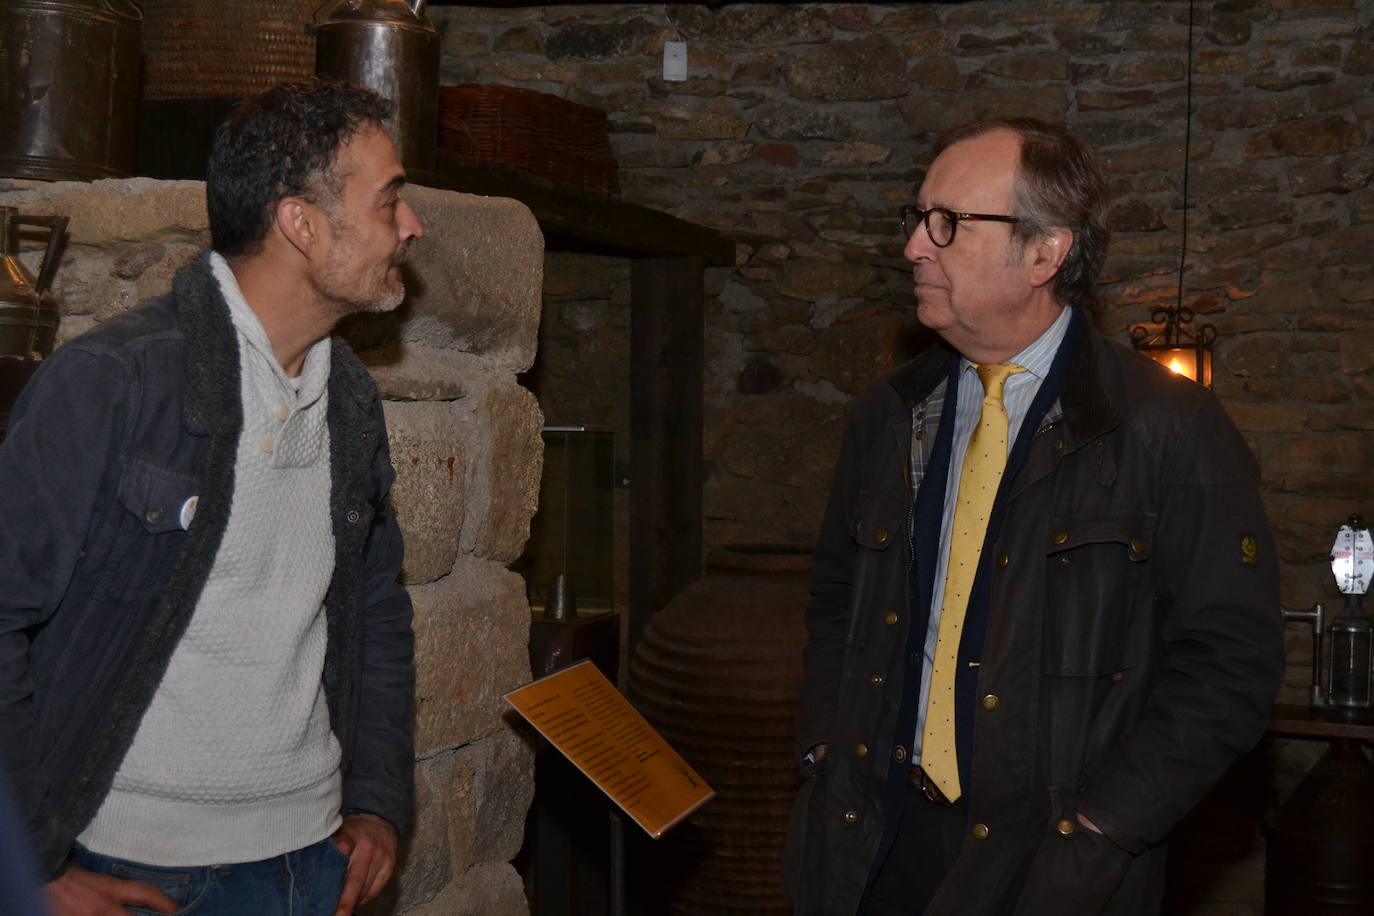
[628, 257, 705, 649]
[431, 152, 734, 266]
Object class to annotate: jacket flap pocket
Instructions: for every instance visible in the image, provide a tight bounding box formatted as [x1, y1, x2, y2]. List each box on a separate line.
[1043, 513, 1152, 676]
[1045, 514, 1151, 561]
[118, 458, 198, 534]
[854, 489, 904, 551]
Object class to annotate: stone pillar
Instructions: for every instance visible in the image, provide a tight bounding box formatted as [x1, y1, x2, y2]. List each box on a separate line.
[0, 177, 544, 915]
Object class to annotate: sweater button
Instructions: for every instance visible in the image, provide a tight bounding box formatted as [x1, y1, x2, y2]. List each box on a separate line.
[260, 435, 274, 454]
[972, 823, 990, 840]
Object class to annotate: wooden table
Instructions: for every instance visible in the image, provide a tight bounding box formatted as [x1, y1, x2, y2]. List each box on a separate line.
[1269, 703, 1374, 742]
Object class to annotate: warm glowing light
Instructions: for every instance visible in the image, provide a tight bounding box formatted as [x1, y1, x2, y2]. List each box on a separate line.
[1168, 358, 1185, 374]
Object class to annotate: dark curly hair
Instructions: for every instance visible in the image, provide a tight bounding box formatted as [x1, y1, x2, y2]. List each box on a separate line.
[206, 80, 394, 259]
[933, 118, 1112, 312]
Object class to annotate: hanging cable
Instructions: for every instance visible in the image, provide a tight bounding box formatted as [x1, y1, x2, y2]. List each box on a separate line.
[1177, 0, 1195, 310]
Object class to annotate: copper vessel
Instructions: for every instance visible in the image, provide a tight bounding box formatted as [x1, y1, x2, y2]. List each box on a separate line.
[314, 0, 439, 182]
[629, 545, 810, 915]
[1265, 739, 1374, 913]
[0, 0, 142, 180]
[0, 208, 68, 438]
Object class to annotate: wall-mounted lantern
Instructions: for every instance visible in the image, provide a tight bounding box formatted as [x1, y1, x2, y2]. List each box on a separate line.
[1130, 305, 1217, 388]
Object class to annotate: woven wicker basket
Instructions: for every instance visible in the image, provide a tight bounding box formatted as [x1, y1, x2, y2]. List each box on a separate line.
[141, 0, 318, 100]
[438, 84, 619, 197]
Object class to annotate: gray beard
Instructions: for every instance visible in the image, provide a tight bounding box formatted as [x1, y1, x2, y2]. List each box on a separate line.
[362, 283, 406, 313]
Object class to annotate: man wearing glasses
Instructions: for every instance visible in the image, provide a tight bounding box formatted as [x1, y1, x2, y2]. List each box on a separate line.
[785, 119, 1281, 915]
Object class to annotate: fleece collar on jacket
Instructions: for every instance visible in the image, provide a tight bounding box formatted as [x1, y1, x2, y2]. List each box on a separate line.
[177, 254, 377, 438]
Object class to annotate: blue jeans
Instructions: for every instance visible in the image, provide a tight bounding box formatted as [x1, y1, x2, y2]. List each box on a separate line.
[71, 838, 349, 916]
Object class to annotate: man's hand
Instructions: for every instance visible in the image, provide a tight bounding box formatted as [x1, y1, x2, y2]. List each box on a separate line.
[46, 865, 179, 916]
[333, 812, 399, 916]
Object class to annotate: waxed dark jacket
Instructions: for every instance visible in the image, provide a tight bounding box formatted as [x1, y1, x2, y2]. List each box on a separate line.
[784, 321, 1283, 915]
[0, 255, 415, 879]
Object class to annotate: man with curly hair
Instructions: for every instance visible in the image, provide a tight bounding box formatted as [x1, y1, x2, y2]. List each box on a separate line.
[0, 80, 423, 915]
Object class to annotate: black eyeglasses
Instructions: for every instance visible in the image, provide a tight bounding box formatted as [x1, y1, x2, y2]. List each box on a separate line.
[899, 205, 1020, 248]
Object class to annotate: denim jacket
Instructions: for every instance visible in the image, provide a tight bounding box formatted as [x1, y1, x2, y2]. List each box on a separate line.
[0, 254, 415, 878]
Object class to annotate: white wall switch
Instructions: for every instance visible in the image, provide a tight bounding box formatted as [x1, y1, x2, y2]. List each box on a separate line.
[663, 41, 688, 82]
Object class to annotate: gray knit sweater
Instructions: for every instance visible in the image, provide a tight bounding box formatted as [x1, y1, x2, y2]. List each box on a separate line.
[78, 255, 342, 865]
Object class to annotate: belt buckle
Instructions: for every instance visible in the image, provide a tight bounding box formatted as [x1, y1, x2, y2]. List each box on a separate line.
[912, 765, 951, 806]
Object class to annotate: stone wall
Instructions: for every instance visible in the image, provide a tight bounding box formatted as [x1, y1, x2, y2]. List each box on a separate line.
[0, 178, 544, 915]
[440, 2, 1373, 700]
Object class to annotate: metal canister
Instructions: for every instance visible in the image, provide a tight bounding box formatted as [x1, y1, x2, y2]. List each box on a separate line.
[315, 0, 440, 183]
[0, 0, 142, 180]
[1265, 739, 1374, 913]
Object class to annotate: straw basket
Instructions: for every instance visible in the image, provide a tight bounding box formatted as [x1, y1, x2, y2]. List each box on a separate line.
[141, 0, 318, 100]
[438, 84, 619, 197]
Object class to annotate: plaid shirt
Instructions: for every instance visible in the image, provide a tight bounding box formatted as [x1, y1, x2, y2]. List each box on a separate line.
[908, 379, 948, 498]
[909, 385, 1064, 510]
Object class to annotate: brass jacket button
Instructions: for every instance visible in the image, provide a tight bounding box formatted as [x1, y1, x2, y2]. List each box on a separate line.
[1053, 439, 1065, 451]
[996, 554, 1009, 568]
[982, 694, 1000, 711]
[875, 529, 889, 544]
[893, 746, 907, 763]
[1053, 532, 1069, 545]
[884, 611, 898, 625]
[1130, 538, 1145, 555]
[972, 823, 990, 840]
[346, 510, 361, 523]
[1057, 818, 1076, 837]
[145, 507, 164, 525]
[855, 744, 868, 758]
[844, 811, 858, 824]
[870, 674, 884, 687]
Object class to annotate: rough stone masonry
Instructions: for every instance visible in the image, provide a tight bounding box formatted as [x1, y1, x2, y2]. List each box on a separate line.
[458, 0, 1373, 704]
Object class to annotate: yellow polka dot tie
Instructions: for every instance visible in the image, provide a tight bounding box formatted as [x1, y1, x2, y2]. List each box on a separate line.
[920, 362, 1025, 803]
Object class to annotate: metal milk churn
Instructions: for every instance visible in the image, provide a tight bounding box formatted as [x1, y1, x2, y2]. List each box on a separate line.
[0, 0, 143, 180]
[0, 208, 69, 438]
[314, 0, 439, 183]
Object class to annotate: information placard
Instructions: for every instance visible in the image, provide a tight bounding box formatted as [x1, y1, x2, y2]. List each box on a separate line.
[505, 659, 714, 838]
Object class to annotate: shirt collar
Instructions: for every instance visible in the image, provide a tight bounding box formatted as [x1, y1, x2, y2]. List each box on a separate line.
[209, 251, 331, 408]
[959, 305, 1072, 382]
